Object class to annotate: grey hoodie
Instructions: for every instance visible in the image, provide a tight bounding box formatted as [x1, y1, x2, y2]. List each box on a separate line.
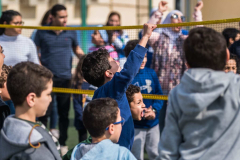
[158, 69, 240, 160]
[0, 115, 62, 160]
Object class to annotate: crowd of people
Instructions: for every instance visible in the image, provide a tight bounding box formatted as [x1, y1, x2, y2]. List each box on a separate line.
[1, 0, 240, 160]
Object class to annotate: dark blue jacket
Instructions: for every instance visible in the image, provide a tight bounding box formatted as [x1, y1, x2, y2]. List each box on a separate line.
[73, 82, 90, 130]
[132, 67, 163, 128]
[93, 44, 147, 150]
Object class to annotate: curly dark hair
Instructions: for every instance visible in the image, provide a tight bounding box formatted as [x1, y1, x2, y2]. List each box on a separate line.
[0, 64, 12, 88]
[7, 62, 53, 106]
[82, 48, 111, 87]
[184, 27, 227, 70]
[83, 98, 118, 138]
[222, 28, 240, 47]
[124, 40, 140, 58]
[229, 53, 240, 74]
[126, 84, 141, 104]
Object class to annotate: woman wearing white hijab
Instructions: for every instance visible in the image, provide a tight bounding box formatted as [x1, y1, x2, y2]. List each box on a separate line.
[149, 1, 203, 94]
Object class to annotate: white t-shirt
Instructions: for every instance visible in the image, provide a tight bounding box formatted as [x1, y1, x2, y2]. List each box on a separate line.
[0, 34, 40, 66]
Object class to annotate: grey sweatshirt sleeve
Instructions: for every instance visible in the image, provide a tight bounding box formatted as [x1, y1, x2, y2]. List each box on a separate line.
[158, 93, 182, 160]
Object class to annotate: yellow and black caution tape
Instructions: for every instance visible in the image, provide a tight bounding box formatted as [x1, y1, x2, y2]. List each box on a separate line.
[52, 87, 168, 100]
[0, 17, 240, 30]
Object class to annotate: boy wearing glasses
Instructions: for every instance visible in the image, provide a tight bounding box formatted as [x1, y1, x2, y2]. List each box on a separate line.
[70, 98, 136, 160]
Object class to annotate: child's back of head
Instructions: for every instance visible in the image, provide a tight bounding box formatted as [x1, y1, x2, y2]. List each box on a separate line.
[184, 27, 227, 70]
[83, 97, 122, 143]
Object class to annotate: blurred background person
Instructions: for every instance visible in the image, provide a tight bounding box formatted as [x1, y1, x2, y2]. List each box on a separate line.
[106, 11, 129, 69]
[0, 10, 39, 66]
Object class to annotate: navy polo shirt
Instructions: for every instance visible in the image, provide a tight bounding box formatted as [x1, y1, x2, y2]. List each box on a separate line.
[34, 29, 79, 79]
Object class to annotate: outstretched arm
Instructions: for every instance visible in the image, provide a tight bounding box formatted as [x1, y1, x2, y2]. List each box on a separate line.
[148, 1, 168, 24]
[193, 1, 203, 22]
[108, 24, 157, 99]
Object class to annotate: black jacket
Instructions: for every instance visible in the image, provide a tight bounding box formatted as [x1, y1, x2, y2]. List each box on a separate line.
[0, 97, 10, 130]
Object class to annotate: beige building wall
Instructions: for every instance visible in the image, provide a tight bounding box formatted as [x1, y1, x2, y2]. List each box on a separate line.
[201, 0, 240, 21]
[1, 0, 175, 38]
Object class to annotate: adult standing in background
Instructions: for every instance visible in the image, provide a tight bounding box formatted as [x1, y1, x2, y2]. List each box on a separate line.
[0, 10, 39, 66]
[106, 12, 129, 69]
[149, 1, 203, 94]
[34, 4, 84, 155]
[31, 8, 60, 140]
[148, 1, 203, 134]
[31, 9, 52, 41]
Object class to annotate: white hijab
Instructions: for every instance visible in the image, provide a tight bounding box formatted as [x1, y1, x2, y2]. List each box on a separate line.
[155, 10, 183, 44]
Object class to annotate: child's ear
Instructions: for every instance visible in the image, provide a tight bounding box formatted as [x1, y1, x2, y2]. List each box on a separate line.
[105, 70, 114, 79]
[226, 48, 230, 62]
[108, 124, 115, 135]
[26, 93, 36, 108]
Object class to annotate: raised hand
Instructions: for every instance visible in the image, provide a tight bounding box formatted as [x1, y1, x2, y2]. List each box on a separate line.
[142, 23, 157, 39]
[144, 106, 156, 120]
[195, 1, 203, 11]
[158, 1, 168, 13]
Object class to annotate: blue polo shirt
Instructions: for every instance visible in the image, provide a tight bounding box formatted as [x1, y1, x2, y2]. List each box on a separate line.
[34, 29, 79, 79]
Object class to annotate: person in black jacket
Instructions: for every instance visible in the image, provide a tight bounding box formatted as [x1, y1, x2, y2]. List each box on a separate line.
[0, 45, 9, 130]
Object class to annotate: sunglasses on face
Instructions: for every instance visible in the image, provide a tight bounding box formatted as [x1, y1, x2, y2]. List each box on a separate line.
[171, 14, 186, 22]
[106, 117, 125, 130]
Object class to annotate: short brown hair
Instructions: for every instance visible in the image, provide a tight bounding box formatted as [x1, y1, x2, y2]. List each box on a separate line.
[83, 98, 118, 138]
[7, 62, 53, 106]
[184, 27, 227, 70]
[126, 84, 141, 104]
[0, 64, 12, 88]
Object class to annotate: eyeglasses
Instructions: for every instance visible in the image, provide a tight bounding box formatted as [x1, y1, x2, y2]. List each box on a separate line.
[106, 117, 125, 130]
[171, 14, 186, 22]
[11, 21, 24, 25]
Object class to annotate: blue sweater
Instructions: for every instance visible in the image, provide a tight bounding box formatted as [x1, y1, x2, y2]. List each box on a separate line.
[93, 44, 147, 150]
[132, 67, 163, 129]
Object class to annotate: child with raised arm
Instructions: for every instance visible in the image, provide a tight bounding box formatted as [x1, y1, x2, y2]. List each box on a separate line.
[0, 62, 61, 160]
[82, 23, 156, 149]
[158, 27, 240, 160]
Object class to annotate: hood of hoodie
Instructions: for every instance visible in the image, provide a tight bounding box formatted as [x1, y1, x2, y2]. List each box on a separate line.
[175, 68, 237, 116]
[72, 139, 131, 160]
[0, 115, 44, 159]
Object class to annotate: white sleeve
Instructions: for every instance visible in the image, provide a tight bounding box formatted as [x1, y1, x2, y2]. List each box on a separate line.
[28, 39, 40, 64]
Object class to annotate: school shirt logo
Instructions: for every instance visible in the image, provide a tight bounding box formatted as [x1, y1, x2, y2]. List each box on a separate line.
[134, 79, 152, 93]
